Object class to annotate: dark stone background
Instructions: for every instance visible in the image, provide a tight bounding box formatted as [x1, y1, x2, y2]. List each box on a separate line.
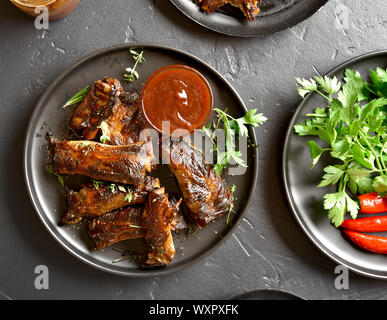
[0, 0, 386, 299]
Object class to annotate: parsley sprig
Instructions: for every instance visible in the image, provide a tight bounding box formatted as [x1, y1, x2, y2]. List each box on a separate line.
[295, 68, 387, 227]
[203, 108, 267, 175]
[123, 49, 145, 82]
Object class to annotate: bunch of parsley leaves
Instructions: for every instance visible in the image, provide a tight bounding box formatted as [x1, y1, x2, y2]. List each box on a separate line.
[294, 68, 387, 227]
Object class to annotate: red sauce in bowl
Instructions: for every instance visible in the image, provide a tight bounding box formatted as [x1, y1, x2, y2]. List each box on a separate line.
[141, 65, 213, 135]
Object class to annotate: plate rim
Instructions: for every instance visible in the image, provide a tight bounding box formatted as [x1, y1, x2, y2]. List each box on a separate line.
[23, 43, 259, 277]
[232, 288, 304, 300]
[170, 0, 329, 37]
[282, 49, 387, 280]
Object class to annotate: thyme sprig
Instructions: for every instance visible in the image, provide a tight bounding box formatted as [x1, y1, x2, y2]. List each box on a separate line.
[123, 49, 145, 82]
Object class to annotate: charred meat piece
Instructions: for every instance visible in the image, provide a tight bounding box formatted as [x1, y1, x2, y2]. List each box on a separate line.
[163, 138, 232, 228]
[100, 91, 150, 145]
[120, 91, 150, 144]
[63, 176, 160, 224]
[198, 0, 260, 21]
[70, 77, 123, 140]
[88, 207, 144, 250]
[50, 138, 153, 186]
[88, 203, 187, 250]
[142, 188, 182, 267]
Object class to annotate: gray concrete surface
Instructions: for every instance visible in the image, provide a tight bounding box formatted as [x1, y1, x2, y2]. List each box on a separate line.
[0, 0, 386, 299]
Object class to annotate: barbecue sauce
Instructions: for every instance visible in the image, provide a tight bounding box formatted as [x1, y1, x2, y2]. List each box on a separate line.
[141, 65, 213, 135]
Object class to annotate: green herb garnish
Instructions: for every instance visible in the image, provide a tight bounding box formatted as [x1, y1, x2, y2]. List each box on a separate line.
[226, 184, 237, 224]
[111, 247, 140, 263]
[47, 165, 65, 187]
[128, 224, 142, 229]
[62, 85, 89, 108]
[92, 180, 103, 190]
[108, 184, 116, 193]
[204, 108, 267, 175]
[100, 136, 110, 144]
[118, 185, 126, 193]
[123, 49, 145, 82]
[124, 191, 133, 203]
[295, 68, 387, 227]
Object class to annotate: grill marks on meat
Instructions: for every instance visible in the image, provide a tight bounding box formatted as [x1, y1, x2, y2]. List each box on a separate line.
[70, 77, 123, 140]
[142, 188, 182, 267]
[50, 138, 153, 186]
[88, 205, 187, 251]
[120, 92, 150, 144]
[63, 176, 160, 224]
[163, 138, 232, 228]
[198, 0, 260, 21]
[88, 207, 144, 250]
[102, 92, 149, 145]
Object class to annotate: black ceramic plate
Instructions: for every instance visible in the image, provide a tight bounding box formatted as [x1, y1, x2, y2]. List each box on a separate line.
[232, 289, 303, 300]
[23, 43, 258, 277]
[283, 50, 387, 279]
[170, 0, 328, 37]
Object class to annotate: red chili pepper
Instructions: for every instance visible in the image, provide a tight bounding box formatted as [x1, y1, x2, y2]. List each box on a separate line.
[358, 192, 387, 214]
[343, 230, 387, 254]
[341, 216, 387, 232]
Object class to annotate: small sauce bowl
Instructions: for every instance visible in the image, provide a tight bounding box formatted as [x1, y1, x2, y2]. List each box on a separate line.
[140, 65, 213, 136]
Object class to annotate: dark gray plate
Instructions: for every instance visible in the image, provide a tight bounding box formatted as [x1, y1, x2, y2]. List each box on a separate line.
[170, 0, 328, 37]
[283, 50, 387, 279]
[232, 289, 303, 300]
[23, 43, 258, 277]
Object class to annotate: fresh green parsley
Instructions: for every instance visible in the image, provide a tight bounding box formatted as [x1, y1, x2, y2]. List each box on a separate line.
[203, 108, 267, 175]
[294, 68, 387, 227]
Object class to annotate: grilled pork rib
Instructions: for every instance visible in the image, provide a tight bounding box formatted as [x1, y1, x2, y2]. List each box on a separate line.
[63, 176, 160, 224]
[100, 91, 149, 145]
[119, 92, 150, 144]
[142, 188, 182, 267]
[198, 0, 260, 21]
[163, 138, 232, 228]
[50, 138, 153, 186]
[70, 77, 123, 140]
[88, 202, 186, 251]
[88, 207, 144, 250]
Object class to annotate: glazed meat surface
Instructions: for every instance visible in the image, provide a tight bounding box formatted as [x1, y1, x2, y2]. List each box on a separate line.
[88, 207, 144, 250]
[50, 138, 153, 186]
[163, 138, 232, 228]
[119, 92, 150, 144]
[63, 176, 160, 224]
[198, 0, 260, 21]
[142, 188, 182, 267]
[88, 204, 187, 251]
[70, 77, 123, 140]
[100, 91, 149, 145]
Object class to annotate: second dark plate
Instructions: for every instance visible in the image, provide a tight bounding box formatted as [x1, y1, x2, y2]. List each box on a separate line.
[283, 50, 387, 279]
[170, 0, 328, 37]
